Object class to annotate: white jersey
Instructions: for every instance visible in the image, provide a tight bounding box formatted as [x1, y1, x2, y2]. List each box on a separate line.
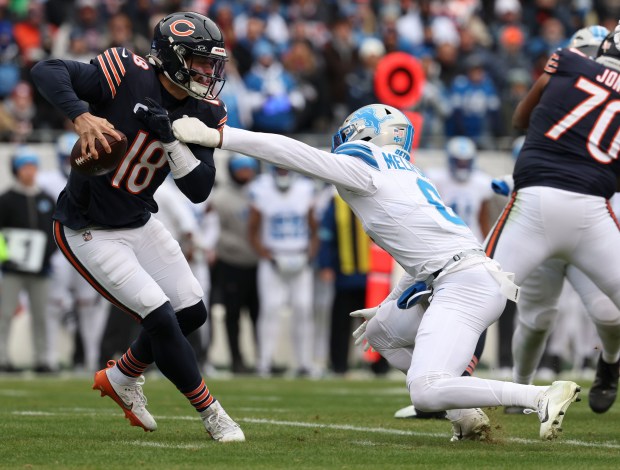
[423, 168, 493, 242]
[249, 173, 315, 254]
[222, 128, 481, 283]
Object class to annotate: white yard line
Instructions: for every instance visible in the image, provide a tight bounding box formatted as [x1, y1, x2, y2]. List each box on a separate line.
[10, 410, 620, 449]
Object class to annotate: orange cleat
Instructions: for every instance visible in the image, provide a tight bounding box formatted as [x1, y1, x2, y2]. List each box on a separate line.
[92, 360, 157, 432]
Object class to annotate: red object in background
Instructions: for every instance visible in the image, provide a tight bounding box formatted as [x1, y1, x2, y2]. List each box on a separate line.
[374, 52, 426, 109]
[403, 110, 424, 152]
[363, 243, 394, 363]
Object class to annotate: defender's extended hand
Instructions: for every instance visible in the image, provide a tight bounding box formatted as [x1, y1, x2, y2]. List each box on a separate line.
[172, 116, 223, 148]
[350, 306, 379, 351]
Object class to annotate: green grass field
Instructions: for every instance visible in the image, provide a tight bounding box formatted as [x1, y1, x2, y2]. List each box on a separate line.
[1, 375, 619, 469]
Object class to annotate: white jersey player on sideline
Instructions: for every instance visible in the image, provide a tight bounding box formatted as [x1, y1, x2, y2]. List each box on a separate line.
[248, 168, 318, 377]
[424, 137, 493, 242]
[153, 177, 219, 372]
[37, 132, 108, 372]
[172, 103, 581, 442]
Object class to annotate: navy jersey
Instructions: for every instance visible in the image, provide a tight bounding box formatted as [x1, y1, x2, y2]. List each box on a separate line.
[41, 48, 227, 230]
[514, 48, 620, 199]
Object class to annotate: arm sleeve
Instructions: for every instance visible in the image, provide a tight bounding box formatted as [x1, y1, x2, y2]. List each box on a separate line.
[172, 144, 216, 203]
[30, 59, 104, 121]
[222, 127, 376, 194]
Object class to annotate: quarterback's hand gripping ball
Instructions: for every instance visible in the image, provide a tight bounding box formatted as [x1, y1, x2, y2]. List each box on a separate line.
[70, 131, 127, 176]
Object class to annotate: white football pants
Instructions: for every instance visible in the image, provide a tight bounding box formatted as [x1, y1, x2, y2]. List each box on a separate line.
[366, 263, 548, 412]
[256, 259, 313, 374]
[53, 217, 204, 320]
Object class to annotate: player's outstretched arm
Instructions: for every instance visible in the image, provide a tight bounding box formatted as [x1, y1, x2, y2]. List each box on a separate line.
[172, 117, 375, 194]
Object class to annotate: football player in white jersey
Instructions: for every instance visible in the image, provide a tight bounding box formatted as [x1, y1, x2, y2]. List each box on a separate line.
[37, 132, 109, 372]
[248, 167, 318, 377]
[172, 104, 581, 441]
[424, 137, 493, 243]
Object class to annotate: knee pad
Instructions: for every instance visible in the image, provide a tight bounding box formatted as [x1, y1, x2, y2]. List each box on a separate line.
[407, 373, 450, 412]
[176, 301, 208, 336]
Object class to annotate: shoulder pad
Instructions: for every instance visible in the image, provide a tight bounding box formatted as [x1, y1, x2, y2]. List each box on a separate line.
[334, 141, 379, 170]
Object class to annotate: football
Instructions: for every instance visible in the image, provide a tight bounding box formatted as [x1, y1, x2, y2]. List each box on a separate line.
[70, 131, 128, 176]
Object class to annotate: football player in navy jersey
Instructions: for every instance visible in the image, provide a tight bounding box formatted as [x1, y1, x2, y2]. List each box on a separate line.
[30, 12, 245, 442]
[484, 27, 620, 414]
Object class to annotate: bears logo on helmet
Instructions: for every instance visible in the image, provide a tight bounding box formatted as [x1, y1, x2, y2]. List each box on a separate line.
[148, 12, 227, 100]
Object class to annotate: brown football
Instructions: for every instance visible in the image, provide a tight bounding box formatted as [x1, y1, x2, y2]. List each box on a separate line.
[70, 131, 128, 176]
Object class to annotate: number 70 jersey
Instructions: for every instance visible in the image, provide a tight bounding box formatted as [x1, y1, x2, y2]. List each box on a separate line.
[514, 48, 620, 199]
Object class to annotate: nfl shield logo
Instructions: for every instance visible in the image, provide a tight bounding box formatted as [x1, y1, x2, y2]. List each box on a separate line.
[82, 230, 92, 242]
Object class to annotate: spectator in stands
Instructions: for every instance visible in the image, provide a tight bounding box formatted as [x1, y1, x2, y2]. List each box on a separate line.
[105, 12, 150, 56]
[52, 0, 104, 59]
[232, 14, 268, 77]
[281, 38, 327, 131]
[345, 37, 384, 113]
[0, 6, 19, 99]
[245, 39, 305, 133]
[322, 15, 358, 126]
[445, 54, 501, 149]
[12, 0, 54, 67]
[0, 81, 35, 142]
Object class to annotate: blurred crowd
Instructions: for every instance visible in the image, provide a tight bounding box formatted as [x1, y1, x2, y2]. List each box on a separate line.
[0, 0, 619, 147]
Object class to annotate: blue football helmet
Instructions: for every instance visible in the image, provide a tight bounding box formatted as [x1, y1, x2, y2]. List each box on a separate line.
[332, 104, 414, 153]
[570, 25, 609, 58]
[56, 131, 79, 177]
[447, 136, 476, 182]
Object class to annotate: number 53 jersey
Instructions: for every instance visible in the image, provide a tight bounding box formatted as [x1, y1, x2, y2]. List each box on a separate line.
[56, 47, 227, 231]
[514, 48, 620, 199]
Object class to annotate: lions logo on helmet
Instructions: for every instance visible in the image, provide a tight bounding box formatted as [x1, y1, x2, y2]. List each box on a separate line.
[148, 12, 228, 100]
[331, 104, 414, 153]
[596, 25, 620, 72]
[446, 136, 476, 182]
[569, 25, 609, 58]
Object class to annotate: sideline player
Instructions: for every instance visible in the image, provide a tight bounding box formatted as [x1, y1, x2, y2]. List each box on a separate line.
[37, 132, 109, 373]
[248, 167, 318, 377]
[488, 25, 620, 414]
[172, 104, 581, 441]
[31, 12, 244, 442]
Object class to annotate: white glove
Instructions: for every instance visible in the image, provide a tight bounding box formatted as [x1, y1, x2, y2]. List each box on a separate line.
[350, 306, 379, 351]
[172, 117, 222, 148]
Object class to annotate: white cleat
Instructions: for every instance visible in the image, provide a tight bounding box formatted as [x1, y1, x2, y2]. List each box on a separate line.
[201, 401, 246, 443]
[92, 360, 157, 432]
[394, 405, 417, 418]
[536, 380, 581, 440]
[448, 408, 491, 442]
